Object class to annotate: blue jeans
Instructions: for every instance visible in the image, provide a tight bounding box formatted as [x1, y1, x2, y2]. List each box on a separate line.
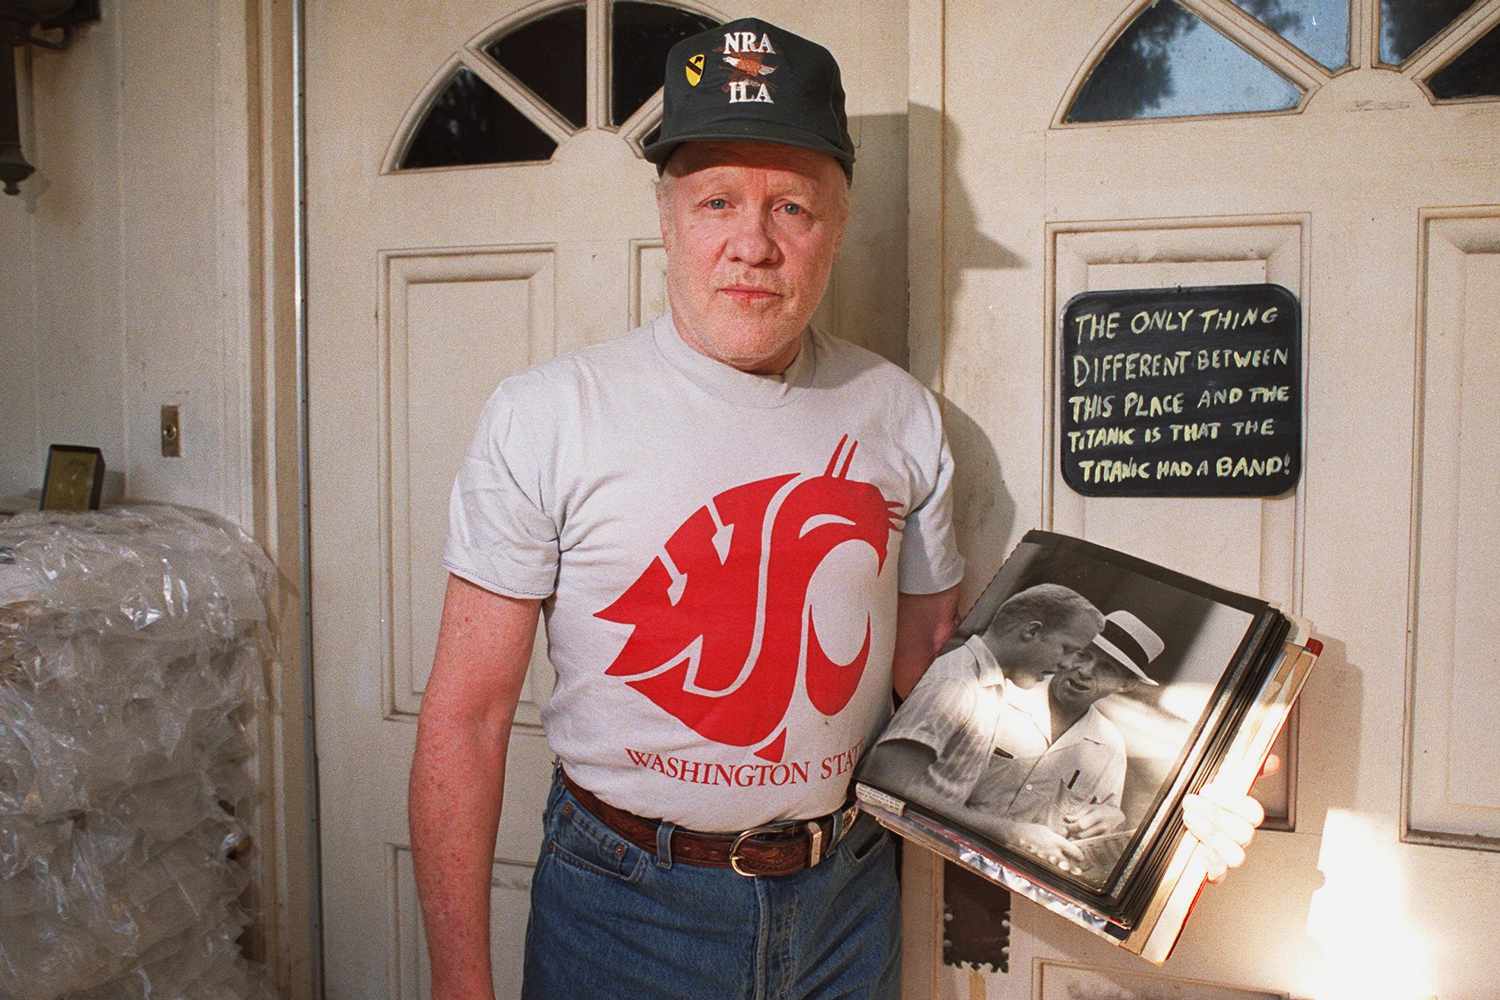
[522, 771, 901, 1000]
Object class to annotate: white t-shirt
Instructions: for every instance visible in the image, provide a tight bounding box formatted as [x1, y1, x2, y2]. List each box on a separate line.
[444, 313, 964, 831]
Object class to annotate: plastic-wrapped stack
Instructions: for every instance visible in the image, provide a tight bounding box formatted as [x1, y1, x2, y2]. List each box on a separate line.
[0, 506, 277, 1000]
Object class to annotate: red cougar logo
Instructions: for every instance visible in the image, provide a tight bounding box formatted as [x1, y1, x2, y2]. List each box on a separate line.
[597, 436, 901, 762]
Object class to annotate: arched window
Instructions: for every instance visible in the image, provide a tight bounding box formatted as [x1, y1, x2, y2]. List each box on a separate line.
[1060, 0, 1500, 126]
[390, 0, 719, 171]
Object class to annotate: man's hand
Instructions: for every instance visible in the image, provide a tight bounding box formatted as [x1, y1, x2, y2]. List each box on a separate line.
[986, 818, 1087, 871]
[1181, 754, 1280, 883]
[1061, 801, 1125, 840]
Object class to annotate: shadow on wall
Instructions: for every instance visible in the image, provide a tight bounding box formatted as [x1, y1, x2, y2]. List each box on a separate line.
[826, 111, 911, 368]
[906, 103, 1024, 599]
[1294, 633, 1360, 839]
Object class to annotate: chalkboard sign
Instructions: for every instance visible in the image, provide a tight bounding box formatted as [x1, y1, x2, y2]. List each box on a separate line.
[1060, 284, 1301, 497]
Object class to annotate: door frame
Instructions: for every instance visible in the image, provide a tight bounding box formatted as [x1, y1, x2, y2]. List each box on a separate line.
[903, 0, 949, 996]
[245, 0, 320, 997]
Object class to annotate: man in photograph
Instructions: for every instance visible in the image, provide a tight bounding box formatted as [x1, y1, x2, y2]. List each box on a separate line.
[863, 603, 1166, 872]
[862, 585, 1105, 861]
[972, 609, 1166, 873]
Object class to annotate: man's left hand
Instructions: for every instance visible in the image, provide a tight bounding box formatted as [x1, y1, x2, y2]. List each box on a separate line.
[1061, 802, 1125, 840]
[1180, 754, 1279, 883]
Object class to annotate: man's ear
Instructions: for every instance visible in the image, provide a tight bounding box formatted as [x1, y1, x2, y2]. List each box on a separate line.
[1017, 620, 1044, 642]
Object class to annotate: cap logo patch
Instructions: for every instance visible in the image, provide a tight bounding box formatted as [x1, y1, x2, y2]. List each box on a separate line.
[719, 32, 777, 104]
[685, 52, 704, 86]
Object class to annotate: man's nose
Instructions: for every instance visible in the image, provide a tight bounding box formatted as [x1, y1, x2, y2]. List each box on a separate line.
[725, 209, 780, 265]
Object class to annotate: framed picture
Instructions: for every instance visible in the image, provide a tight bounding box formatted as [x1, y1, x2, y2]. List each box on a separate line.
[855, 531, 1320, 958]
[41, 445, 106, 511]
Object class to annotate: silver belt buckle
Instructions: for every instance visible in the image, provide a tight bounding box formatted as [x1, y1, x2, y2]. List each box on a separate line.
[729, 808, 855, 876]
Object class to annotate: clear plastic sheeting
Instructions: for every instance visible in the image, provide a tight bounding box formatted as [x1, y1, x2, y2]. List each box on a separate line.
[0, 505, 277, 1000]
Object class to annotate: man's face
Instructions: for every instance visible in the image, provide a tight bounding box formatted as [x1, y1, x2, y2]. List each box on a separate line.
[1052, 645, 1136, 713]
[658, 140, 848, 374]
[1027, 611, 1100, 679]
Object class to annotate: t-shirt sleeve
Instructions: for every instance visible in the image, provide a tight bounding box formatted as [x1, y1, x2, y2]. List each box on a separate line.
[442, 379, 560, 598]
[897, 391, 965, 594]
[876, 653, 974, 754]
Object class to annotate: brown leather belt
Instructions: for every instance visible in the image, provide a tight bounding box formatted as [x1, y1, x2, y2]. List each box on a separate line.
[560, 769, 860, 877]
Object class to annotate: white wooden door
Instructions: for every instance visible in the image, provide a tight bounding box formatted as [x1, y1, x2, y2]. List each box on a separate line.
[305, 2, 912, 996]
[922, 1, 1500, 998]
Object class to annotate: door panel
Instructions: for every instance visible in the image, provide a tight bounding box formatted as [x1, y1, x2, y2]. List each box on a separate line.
[1408, 209, 1500, 845]
[1041, 221, 1307, 832]
[381, 247, 558, 721]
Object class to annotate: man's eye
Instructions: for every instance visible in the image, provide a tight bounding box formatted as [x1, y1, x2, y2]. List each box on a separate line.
[705, 197, 728, 210]
[781, 203, 804, 215]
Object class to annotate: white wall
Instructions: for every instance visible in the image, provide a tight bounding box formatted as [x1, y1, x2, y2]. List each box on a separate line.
[1, 1, 249, 523]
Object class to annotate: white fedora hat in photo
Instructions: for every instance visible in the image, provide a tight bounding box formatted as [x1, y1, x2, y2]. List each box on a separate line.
[1090, 610, 1164, 686]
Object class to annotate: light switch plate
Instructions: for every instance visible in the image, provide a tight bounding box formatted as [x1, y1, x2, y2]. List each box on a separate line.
[160, 405, 181, 457]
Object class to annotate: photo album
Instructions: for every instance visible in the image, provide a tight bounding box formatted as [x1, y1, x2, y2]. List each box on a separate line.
[854, 530, 1320, 963]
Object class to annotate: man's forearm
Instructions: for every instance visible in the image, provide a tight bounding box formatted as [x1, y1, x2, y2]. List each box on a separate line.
[410, 712, 510, 1000]
[892, 586, 961, 697]
[411, 578, 539, 999]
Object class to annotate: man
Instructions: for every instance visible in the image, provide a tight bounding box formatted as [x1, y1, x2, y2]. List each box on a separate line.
[413, 19, 963, 1000]
[973, 609, 1164, 873]
[866, 605, 1168, 876]
[861, 586, 1115, 863]
[860, 585, 1099, 799]
[409, 16, 1264, 1000]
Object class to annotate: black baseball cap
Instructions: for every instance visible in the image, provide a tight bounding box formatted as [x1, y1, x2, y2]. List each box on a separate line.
[643, 17, 855, 180]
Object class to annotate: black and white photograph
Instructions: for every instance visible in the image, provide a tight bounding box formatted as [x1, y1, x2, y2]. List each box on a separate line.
[859, 531, 1263, 894]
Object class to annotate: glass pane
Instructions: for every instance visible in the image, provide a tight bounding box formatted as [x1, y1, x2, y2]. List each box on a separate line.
[400, 67, 558, 169]
[1066, 0, 1303, 123]
[485, 4, 587, 128]
[1380, 0, 1478, 64]
[1428, 22, 1500, 99]
[612, 1, 718, 125]
[1230, 0, 1350, 70]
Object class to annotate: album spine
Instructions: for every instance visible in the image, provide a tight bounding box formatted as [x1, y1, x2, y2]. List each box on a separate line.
[854, 783, 908, 815]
